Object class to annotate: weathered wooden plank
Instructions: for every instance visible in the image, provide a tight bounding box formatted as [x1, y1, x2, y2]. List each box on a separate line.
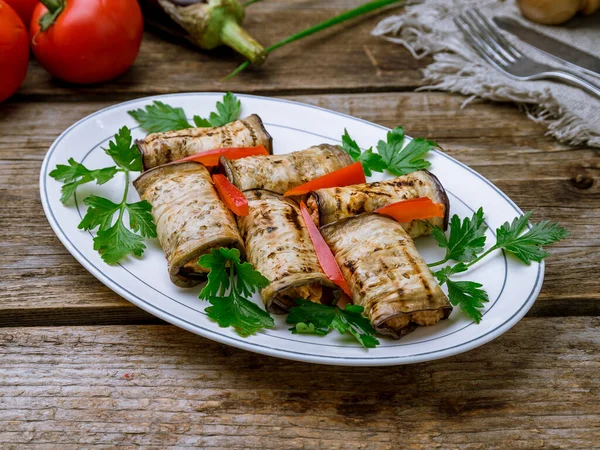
[1, 93, 598, 325]
[16, 1, 424, 98]
[0, 319, 598, 448]
[2, 94, 598, 179]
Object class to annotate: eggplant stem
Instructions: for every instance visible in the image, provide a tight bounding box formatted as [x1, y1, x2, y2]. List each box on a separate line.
[221, 19, 267, 65]
[224, 0, 405, 79]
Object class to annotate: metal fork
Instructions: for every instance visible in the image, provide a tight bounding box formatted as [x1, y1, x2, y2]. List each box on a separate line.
[454, 9, 600, 99]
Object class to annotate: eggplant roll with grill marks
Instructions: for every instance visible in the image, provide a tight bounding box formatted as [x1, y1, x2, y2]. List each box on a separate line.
[321, 213, 452, 338]
[237, 190, 340, 313]
[307, 170, 449, 238]
[220, 144, 353, 194]
[137, 114, 272, 170]
[133, 162, 244, 287]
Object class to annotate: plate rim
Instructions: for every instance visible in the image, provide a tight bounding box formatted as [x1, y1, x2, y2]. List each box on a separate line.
[39, 92, 544, 366]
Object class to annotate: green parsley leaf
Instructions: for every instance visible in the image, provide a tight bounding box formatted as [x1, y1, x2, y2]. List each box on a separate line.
[128, 101, 192, 133]
[293, 322, 326, 335]
[434, 262, 468, 285]
[377, 127, 434, 176]
[287, 299, 380, 348]
[52, 128, 157, 265]
[78, 195, 120, 232]
[198, 248, 238, 299]
[49, 158, 118, 204]
[126, 201, 157, 238]
[495, 212, 569, 264]
[192, 115, 213, 127]
[198, 247, 273, 337]
[376, 126, 405, 166]
[129, 94, 242, 133]
[235, 260, 270, 298]
[431, 208, 487, 264]
[206, 291, 274, 337]
[341, 129, 385, 177]
[358, 150, 386, 177]
[193, 92, 241, 128]
[103, 126, 143, 172]
[341, 128, 362, 159]
[93, 220, 146, 264]
[446, 279, 489, 324]
[210, 92, 242, 126]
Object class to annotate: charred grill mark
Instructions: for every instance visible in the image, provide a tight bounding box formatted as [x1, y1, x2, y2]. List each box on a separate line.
[285, 206, 304, 231]
[221, 127, 233, 148]
[360, 188, 392, 197]
[242, 119, 258, 146]
[163, 146, 172, 164]
[392, 179, 415, 188]
[343, 260, 357, 274]
[348, 200, 366, 215]
[402, 246, 433, 301]
[259, 209, 272, 222]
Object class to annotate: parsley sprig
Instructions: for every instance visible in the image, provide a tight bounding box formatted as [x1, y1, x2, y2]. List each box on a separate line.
[429, 209, 568, 323]
[342, 127, 437, 177]
[128, 92, 241, 134]
[287, 299, 380, 348]
[50, 127, 157, 264]
[429, 208, 487, 267]
[198, 248, 274, 337]
[341, 129, 386, 177]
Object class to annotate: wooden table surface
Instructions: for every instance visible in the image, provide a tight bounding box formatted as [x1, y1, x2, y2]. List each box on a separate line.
[1, 1, 599, 448]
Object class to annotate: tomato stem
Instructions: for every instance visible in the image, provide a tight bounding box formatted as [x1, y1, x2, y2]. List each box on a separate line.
[40, 0, 63, 13]
[38, 0, 65, 31]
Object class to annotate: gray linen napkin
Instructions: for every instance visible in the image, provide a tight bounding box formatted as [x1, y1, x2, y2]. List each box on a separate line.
[372, 0, 600, 147]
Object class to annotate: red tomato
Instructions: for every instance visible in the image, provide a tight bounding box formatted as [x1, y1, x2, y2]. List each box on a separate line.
[29, 0, 143, 84]
[0, 0, 29, 102]
[212, 174, 249, 217]
[284, 162, 366, 197]
[4, 0, 38, 25]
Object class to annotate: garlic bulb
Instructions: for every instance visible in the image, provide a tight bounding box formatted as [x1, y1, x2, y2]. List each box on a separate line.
[517, 0, 599, 25]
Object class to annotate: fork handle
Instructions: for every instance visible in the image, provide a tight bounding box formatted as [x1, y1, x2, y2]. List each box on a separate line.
[534, 70, 600, 99]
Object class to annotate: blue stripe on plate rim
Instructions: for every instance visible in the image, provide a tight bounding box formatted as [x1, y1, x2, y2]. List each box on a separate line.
[39, 92, 543, 366]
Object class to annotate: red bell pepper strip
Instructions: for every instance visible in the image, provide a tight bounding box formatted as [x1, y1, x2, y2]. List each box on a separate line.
[299, 201, 352, 297]
[284, 162, 366, 197]
[212, 174, 249, 216]
[375, 197, 445, 223]
[178, 145, 269, 167]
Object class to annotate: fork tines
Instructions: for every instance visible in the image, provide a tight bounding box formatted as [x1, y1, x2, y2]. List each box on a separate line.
[454, 9, 522, 68]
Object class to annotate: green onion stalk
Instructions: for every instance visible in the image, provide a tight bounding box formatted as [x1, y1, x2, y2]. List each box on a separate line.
[224, 0, 405, 79]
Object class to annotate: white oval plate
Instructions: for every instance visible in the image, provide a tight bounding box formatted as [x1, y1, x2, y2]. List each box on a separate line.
[40, 93, 543, 366]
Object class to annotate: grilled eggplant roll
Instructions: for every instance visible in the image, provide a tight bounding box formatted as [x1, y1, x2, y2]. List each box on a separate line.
[137, 114, 272, 170]
[237, 190, 340, 313]
[307, 170, 449, 238]
[220, 144, 353, 194]
[133, 162, 244, 288]
[321, 213, 452, 338]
